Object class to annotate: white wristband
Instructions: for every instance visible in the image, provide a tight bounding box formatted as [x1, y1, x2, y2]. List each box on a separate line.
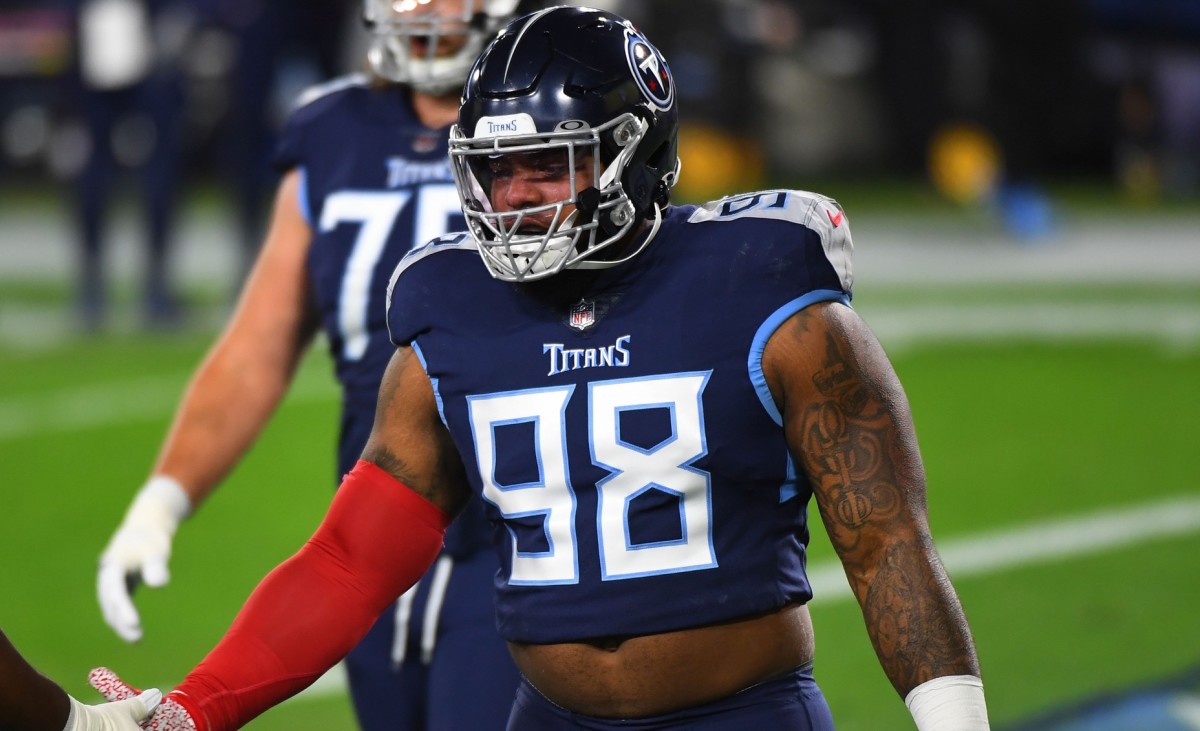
[905, 675, 990, 731]
[130, 475, 193, 527]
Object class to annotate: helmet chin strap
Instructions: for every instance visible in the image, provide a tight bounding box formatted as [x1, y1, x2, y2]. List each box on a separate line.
[572, 202, 663, 270]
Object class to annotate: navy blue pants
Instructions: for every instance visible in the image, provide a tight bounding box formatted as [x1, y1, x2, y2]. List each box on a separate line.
[507, 664, 835, 730]
[345, 549, 520, 731]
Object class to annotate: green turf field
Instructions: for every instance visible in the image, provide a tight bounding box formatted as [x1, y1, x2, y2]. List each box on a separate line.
[2, 203, 1199, 729]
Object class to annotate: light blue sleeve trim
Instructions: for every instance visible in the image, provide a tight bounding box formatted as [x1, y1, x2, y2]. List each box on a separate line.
[780, 453, 799, 503]
[748, 289, 850, 427]
[410, 342, 449, 428]
[296, 166, 312, 227]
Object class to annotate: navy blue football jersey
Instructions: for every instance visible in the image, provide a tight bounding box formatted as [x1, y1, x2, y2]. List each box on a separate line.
[274, 74, 488, 556]
[274, 73, 463, 476]
[388, 190, 854, 643]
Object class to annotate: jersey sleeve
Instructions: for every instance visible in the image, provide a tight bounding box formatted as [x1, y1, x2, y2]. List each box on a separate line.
[271, 104, 308, 174]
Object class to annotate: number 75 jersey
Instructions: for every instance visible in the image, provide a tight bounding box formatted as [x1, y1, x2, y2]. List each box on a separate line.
[388, 192, 854, 643]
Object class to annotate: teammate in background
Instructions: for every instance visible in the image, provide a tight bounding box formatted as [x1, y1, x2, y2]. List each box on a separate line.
[95, 2, 524, 729]
[93, 6, 990, 730]
[0, 628, 161, 730]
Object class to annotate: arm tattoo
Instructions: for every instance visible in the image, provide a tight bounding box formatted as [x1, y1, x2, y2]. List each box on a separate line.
[368, 448, 419, 489]
[801, 329, 904, 556]
[361, 350, 470, 514]
[789, 309, 978, 693]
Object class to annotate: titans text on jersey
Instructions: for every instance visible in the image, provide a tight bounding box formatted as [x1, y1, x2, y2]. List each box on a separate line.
[543, 335, 632, 376]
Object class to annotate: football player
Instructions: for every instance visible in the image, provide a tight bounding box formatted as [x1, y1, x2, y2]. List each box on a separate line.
[94, 6, 990, 729]
[95, 2, 525, 730]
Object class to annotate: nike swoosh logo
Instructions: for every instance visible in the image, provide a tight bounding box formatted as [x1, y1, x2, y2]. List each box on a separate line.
[827, 209, 844, 227]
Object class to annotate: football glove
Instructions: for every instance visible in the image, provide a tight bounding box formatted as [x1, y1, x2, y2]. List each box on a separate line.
[88, 668, 197, 731]
[64, 688, 161, 731]
[97, 476, 192, 642]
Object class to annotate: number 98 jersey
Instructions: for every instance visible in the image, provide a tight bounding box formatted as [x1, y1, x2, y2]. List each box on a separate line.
[388, 192, 854, 643]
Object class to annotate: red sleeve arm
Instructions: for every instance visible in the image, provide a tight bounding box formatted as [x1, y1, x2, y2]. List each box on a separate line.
[168, 460, 451, 731]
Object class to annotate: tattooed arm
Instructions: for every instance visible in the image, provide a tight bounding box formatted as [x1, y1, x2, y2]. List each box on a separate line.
[762, 301, 981, 698]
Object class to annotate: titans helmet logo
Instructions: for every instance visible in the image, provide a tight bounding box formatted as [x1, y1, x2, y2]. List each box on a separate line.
[623, 26, 674, 111]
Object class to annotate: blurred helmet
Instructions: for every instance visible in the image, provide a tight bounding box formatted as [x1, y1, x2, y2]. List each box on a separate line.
[363, 0, 521, 95]
[449, 6, 681, 282]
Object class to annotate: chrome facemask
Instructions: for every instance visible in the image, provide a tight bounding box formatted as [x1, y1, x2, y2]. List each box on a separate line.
[450, 113, 651, 282]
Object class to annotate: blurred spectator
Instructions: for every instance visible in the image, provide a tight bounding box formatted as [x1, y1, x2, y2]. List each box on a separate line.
[864, 0, 1102, 239]
[1088, 0, 1200, 200]
[67, 0, 196, 330]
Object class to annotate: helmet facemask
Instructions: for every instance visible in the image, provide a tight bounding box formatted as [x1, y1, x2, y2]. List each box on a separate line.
[363, 0, 518, 95]
[450, 113, 651, 282]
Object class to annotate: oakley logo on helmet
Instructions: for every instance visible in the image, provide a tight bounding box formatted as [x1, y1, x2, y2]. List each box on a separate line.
[623, 26, 673, 111]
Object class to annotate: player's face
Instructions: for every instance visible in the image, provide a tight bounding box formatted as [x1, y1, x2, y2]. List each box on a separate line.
[386, 0, 475, 57]
[487, 149, 597, 229]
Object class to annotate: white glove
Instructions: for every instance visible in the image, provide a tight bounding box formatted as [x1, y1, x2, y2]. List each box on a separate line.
[97, 476, 192, 642]
[64, 688, 161, 731]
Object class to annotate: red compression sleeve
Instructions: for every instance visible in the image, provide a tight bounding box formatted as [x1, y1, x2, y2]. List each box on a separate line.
[169, 461, 451, 731]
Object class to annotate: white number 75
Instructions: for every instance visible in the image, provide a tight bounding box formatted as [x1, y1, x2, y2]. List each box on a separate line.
[320, 185, 460, 360]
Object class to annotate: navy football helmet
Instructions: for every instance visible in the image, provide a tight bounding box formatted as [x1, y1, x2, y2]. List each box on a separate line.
[449, 6, 681, 281]
[363, 0, 521, 95]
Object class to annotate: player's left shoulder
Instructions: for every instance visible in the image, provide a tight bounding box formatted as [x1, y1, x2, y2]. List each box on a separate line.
[686, 188, 849, 238]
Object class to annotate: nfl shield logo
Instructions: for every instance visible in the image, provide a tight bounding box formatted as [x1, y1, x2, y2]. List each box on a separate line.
[568, 300, 595, 331]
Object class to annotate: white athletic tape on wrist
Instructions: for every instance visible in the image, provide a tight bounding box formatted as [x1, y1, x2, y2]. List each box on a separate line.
[905, 674, 990, 731]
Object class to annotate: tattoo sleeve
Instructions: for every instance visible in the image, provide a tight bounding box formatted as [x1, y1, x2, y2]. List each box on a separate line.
[781, 305, 980, 696]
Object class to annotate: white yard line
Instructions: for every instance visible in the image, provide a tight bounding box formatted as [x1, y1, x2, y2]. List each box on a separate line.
[805, 494, 1200, 603]
[863, 302, 1200, 351]
[292, 493, 1200, 703]
[0, 371, 336, 442]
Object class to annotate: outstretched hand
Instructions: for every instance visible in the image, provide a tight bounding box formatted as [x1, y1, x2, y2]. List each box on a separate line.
[64, 687, 160, 731]
[89, 668, 198, 731]
[97, 478, 191, 643]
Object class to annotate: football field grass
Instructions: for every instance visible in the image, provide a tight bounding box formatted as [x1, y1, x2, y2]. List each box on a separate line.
[2, 205, 1199, 728]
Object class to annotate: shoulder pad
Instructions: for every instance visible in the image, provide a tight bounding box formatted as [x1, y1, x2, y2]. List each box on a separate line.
[291, 73, 369, 113]
[687, 189, 853, 293]
[688, 189, 843, 228]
